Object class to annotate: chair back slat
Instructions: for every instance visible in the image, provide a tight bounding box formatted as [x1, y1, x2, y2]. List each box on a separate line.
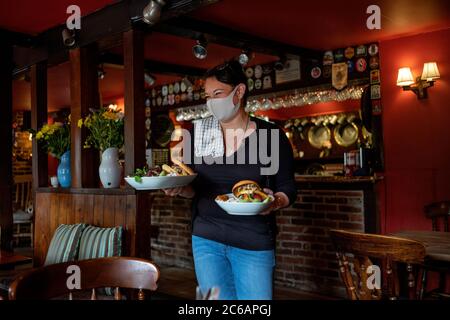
[91, 289, 97, 300]
[330, 229, 426, 300]
[138, 289, 145, 300]
[114, 287, 122, 300]
[13, 174, 33, 211]
[9, 257, 160, 300]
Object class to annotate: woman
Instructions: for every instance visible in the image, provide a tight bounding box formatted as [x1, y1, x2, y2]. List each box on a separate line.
[164, 60, 296, 300]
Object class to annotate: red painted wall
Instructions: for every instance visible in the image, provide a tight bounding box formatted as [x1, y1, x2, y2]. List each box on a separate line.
[379, 28, 450, 233]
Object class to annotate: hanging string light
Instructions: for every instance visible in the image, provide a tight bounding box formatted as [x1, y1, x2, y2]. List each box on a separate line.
[245, 85, 365, 113]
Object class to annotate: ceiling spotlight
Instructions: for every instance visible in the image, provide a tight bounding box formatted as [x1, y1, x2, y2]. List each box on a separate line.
[145, 72, 156, 86]
[193, 40, 208, 60]
[238, 50, 252, 66]
[98, 64, 106, 80]
[142, 0, 166, 25]
[62, 28, 76, 47]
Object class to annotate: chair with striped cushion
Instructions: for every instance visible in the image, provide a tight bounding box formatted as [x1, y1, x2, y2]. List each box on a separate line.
[77, 226, 122, 260]
[44, 224, 87, 266]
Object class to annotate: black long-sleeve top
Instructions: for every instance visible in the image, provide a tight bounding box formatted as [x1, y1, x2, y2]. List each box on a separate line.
[187, 117, 297, 251]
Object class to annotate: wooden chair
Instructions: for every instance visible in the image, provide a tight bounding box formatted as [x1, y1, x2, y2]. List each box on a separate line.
[422, 201, 450, 299]
[12, 174, 34, 247]
[9, 257, 160, 300]
[425, 201, 450, 232]
[329, 229, 426, 300]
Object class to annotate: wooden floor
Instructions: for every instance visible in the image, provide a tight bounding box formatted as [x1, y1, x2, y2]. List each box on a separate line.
[156, 267, 338, 300]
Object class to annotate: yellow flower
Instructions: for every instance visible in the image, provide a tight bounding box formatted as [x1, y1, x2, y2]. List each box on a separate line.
[41, 124, 49, 134]
[103, 111, 118, 121]
[36, 132, 43, 140]
[78, 119, 83, 128]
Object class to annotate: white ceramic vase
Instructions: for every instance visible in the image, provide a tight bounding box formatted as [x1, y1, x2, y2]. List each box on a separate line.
[99, 147, 121, 188]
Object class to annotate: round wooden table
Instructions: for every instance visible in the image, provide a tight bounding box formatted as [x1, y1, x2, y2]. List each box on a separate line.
[391, 231, 450, 264]
[0, 250, 32, 270]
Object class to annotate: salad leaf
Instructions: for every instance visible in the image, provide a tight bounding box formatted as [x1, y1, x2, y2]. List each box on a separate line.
[133, 167, 148, 183]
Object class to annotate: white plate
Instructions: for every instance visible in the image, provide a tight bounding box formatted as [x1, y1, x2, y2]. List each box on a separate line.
[125, 174, 197, 190]
[215, 193, 274, 216]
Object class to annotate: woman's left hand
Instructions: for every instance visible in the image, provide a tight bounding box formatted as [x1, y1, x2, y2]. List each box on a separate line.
[259, 188, 287, 216]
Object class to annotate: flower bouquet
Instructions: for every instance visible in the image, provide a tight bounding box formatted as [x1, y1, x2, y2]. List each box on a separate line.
[78, 107, 124, 188]
[30, 118, 71, 187]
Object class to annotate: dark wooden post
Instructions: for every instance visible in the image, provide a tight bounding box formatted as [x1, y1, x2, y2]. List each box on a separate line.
[30, 62, 49, 188]
[123, 27, 146, 177]
[0, 43, 13, 250]
[69, 44, 100, 188]
[123, 27, 150, 263]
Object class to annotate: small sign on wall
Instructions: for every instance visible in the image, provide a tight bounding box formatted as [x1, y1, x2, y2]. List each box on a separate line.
[275, 55, 301, 84]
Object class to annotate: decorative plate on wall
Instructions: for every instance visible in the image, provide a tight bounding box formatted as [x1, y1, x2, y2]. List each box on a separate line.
[334, 122, 359, 147]
[308, 125, 331, 149]
[152, 114, 174, 147]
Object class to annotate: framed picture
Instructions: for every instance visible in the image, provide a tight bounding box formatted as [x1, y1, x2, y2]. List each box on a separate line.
[371, 85, 381, 100]
[370, 70, 380, 84]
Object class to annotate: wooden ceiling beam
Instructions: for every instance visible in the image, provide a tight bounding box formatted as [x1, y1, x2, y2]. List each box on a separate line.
[154, 16, 321, 61]
[100, 52, 206, 77]
[12, 0, 220, 75]
[0, 28, 37, 47]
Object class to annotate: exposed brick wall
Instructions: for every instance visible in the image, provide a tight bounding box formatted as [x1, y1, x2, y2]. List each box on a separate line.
[274, 190, 364, 298]
[150, 193, 194, 269]
[149, 189, 365, 298]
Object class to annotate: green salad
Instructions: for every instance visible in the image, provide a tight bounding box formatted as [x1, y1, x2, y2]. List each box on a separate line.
[132, 166, 166, 182]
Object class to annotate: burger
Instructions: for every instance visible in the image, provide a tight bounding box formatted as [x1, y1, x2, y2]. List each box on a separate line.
[161, 159, 195, 176]
[232, 180, 270, 203]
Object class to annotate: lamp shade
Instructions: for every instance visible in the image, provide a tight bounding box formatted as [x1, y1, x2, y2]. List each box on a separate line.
[421, 62, 440, 81]
[397, 67, 414, 86]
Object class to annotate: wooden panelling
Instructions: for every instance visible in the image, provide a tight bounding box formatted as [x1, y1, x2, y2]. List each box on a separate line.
[34, 190, 152, 266]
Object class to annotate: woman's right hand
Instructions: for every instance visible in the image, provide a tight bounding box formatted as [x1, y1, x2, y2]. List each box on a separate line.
[163, 186, 184, 197]
[163, 185, 195, 198]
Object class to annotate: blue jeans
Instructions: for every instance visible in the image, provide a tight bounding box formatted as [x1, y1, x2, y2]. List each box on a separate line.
[192, 235, 275, 300]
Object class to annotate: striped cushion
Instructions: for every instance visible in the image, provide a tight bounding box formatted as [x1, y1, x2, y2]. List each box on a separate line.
[78, 226, 122, 260]
[44, 223, 87, 266]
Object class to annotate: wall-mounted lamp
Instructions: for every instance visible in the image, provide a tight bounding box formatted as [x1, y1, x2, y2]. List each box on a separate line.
[397, 62, 440, 99]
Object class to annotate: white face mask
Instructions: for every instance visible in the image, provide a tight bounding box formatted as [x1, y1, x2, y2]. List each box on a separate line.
[206, 86, 240, 122]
